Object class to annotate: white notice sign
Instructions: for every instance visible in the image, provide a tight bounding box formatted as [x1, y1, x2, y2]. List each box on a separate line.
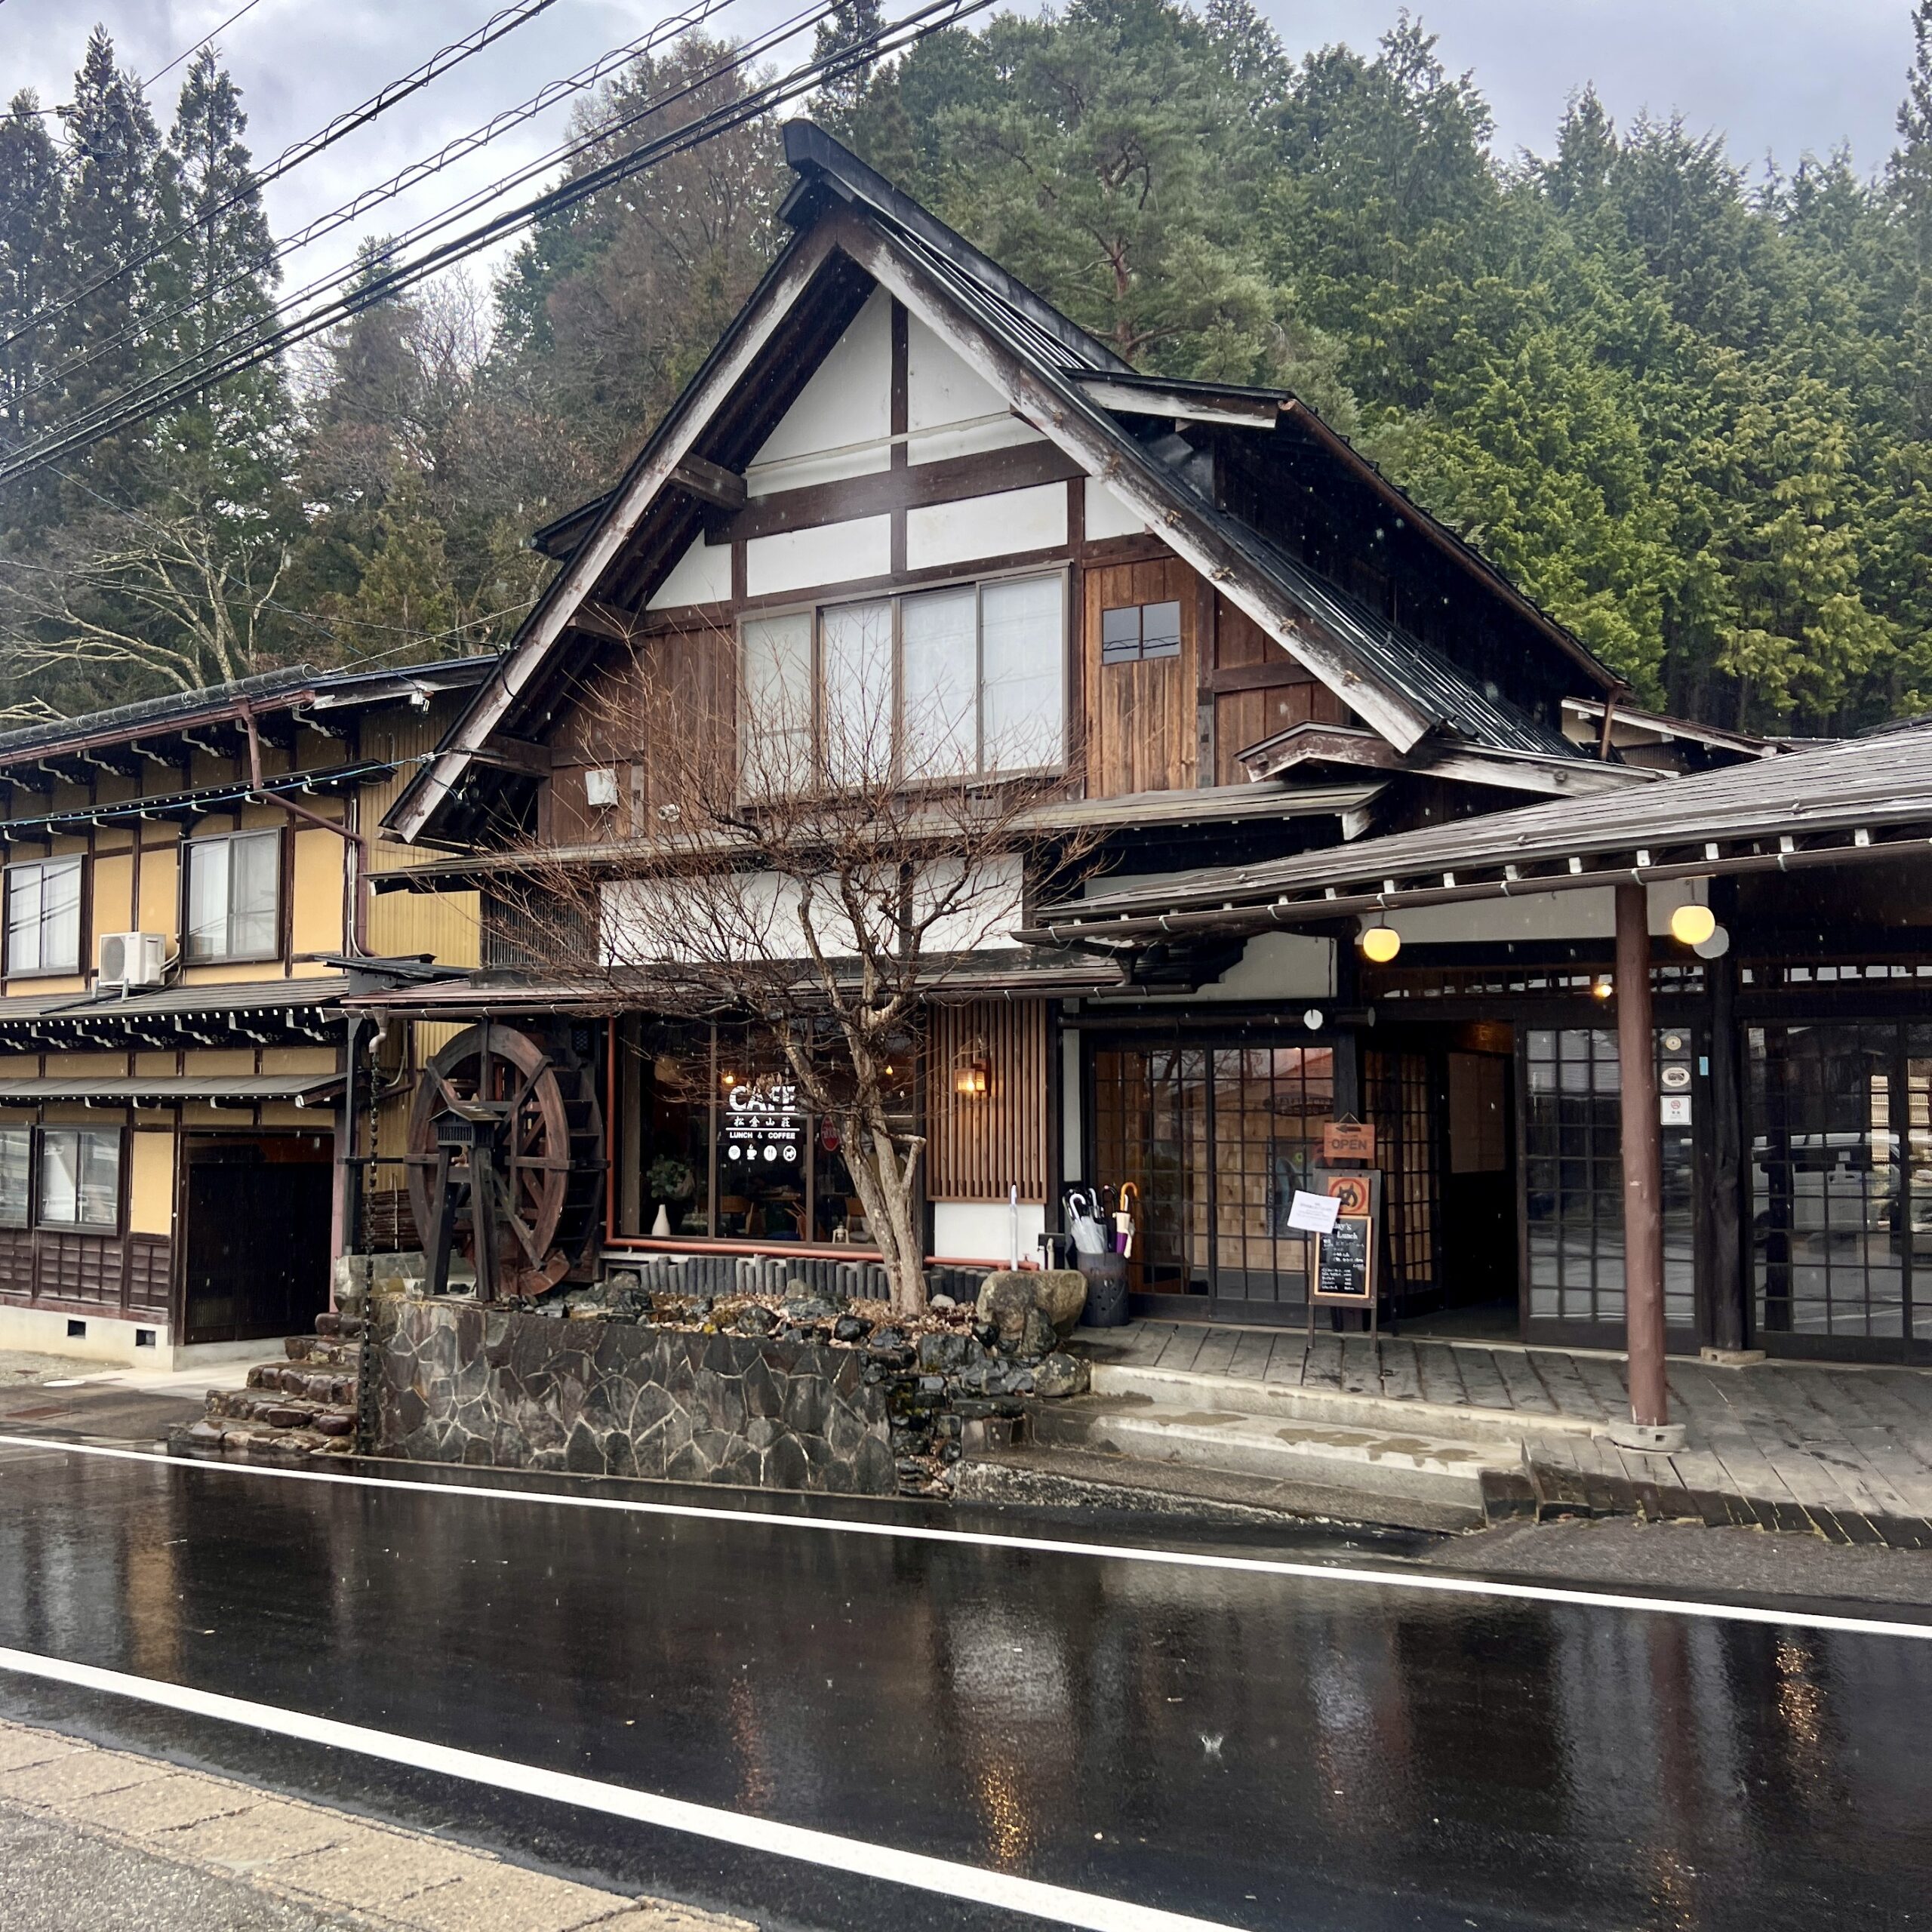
[1287, 1189, 1343, 1234]
[1660, 1094, 1692, 1126]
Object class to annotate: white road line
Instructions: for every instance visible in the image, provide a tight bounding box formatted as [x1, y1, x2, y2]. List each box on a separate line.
[3, 1433, 1930, 1642]
[0, 1643, 1240, 1932]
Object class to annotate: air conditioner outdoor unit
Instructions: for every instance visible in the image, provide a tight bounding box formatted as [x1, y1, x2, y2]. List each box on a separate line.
[98, 931, 167, 992]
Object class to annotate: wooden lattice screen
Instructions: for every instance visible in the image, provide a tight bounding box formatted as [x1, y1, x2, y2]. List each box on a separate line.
[927, 1000, 1048, 1202]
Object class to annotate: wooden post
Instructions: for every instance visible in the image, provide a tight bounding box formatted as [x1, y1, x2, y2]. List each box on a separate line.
[1614, 884, 1684, 1450]
[1703, 889, 1751, 1358]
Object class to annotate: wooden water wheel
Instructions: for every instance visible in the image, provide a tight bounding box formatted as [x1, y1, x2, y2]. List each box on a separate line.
[404, 1022, 605, 1300]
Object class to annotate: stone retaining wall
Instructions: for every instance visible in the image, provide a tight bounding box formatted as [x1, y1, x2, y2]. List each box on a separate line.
[377, 1299, 897, 1494]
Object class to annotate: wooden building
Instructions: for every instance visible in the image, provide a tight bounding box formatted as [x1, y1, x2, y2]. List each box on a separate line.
[0, 659, 487, 1366]
[365, 121, 1694, 1322]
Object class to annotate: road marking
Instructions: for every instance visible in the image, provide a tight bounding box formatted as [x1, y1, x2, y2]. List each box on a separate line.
[0, 1643, 1241, 1932]
[2, 1433, 1930, 1642]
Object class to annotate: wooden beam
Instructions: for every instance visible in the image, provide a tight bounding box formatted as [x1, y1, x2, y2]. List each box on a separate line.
[468, 735, 552, 779]
[571, 599, 639, 644]
[672, 454, 748, 510]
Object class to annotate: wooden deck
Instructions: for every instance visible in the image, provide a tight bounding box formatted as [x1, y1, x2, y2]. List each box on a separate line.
[1082, 1321, 1932, 1539]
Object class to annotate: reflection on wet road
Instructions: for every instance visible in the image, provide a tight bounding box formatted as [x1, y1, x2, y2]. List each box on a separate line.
[0, 1442, 1928, 1932]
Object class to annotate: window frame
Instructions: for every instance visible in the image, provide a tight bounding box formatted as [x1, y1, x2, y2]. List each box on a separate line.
[1100, 598, 1183, 666]
[5, 853, 85, 980]
[34, 1125, 123, 1234]
[181, 827, 284, 965]
[0, 1124, 30, 1229]
[736, 564, 1069, 790]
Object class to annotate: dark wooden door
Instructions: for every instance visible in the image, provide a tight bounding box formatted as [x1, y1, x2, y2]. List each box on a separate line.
[183, 1146, 332, 1345]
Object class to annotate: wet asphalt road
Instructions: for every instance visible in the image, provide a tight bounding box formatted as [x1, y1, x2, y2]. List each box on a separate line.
[0, 1438, 1930, 1932]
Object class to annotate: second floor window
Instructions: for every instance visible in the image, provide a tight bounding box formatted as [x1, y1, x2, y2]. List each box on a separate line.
[6, 855, 82, 976]
[740, 572, 1065, 790]
[185, 829, 280, 962]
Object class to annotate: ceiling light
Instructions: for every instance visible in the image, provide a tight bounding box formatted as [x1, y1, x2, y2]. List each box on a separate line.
[1359, 925, 1401, 964]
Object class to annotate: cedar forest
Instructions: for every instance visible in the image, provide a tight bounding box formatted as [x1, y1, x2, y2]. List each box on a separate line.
[7, 2, 1932, 739]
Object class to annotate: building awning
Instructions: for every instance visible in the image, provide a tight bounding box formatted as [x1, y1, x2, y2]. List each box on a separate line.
[1020, 723, 1932, 946]
[0, 1075, 343, 1106]
[0, 977, 349, 1024]
[368, 783, 1388, 894]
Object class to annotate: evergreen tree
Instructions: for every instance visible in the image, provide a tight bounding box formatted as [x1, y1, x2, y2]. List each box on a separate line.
[56, 27, 161, 502]
[151, 48, 289, 515]
[0, 92, 66, 535]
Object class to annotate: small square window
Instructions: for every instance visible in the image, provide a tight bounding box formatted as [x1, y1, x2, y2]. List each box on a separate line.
[1101, 601, 1182, 663]
[66, 1319, 86, 1339]
[135, 1328, 155, 1348]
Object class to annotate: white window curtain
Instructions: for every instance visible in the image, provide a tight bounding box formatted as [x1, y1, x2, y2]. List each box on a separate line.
[39, 1129, 118, 1229]
[820, 598, 894, 784]
[0, 1127, 28, 1228]
[186, 832, 278, 961]
[901, 586, 977, 780]
[7, 857, 81, 974]
[741, 611, 814, 795]
[980, 575, 1065, 772]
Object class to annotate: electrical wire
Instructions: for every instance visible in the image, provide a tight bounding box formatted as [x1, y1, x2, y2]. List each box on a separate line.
[11, 0, 756, 415]
[1, 0, 917, 477]
[146, 0, 269, 89]
[2, 0, 566, 356]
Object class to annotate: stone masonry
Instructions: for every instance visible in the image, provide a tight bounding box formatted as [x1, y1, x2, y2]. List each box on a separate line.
[377, 1299, 900, 1494]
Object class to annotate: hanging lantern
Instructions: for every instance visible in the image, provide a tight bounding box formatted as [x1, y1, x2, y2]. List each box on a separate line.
[1359, 924, 1401, 964]
[954, 1060, 989, 1097]
[1669, 903, 1717, 947]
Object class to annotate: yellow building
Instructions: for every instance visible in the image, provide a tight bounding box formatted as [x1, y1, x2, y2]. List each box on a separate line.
[0, 659, 488, 1367]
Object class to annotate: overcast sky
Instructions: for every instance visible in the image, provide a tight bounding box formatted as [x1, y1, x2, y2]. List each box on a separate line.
[0, 1, 1916, 312]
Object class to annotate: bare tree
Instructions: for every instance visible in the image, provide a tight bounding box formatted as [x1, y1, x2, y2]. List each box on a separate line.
[500, 615, 1100, 1318]
[0, 504, 290, 693]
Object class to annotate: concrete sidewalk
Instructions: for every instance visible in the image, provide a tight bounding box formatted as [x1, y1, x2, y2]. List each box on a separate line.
[1075, 1322, 1932, 1544]
[0, 1719, 749, 1932]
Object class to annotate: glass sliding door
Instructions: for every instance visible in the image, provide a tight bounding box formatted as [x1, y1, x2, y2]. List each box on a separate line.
[1087, 1037, 1334, 1314]
[1750, 1023, 1909, 1351]
[1522, 1027, 1697, 1340]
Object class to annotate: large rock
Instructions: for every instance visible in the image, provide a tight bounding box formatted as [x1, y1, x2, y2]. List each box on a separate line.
[974, 1269, 1088, 1348]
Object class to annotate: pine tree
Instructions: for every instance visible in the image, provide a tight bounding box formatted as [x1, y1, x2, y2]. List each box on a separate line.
[56, 28, 161, 500]
[151, 48, 288, 515]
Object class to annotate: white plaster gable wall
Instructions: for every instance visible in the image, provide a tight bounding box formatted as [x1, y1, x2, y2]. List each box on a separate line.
[746, 285, 893, 496]
[645, 534, 733, 610]
[1084, 474, 1152, 541]
[907, 312, 1044, 464]
[905, 482, 1067, 571]
[745, 515, 891, 597]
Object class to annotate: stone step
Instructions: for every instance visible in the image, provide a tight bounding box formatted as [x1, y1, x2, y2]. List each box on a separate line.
[245, 1361, 358, 1404]
[1028, 1392, 1521, 1510]
[1087, 1361, 1603, 1447]
[209, 1389, 355, 1437]
[170, 1417, 357, 1466]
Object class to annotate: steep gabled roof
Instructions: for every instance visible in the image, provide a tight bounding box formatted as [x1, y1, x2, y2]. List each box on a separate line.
[388, 123, 1612, 846]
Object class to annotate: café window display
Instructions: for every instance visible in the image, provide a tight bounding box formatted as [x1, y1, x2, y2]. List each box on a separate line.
[620, 1017, 916, 1248]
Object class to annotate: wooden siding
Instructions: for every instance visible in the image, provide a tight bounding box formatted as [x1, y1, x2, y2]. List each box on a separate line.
[362, 691, 482, 969]
[1082, 557, 1198, 798]
[927, 1000, 1048, 1201]
[1209, 595, 1349, 786]
[0, 1226, 171, 1317]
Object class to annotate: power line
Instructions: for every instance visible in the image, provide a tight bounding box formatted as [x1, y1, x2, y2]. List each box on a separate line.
[3, 0, 567, 357]
[2, 0, 897, 475]
[11, 0, 754, 415]
[146, 0, 269, 89]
